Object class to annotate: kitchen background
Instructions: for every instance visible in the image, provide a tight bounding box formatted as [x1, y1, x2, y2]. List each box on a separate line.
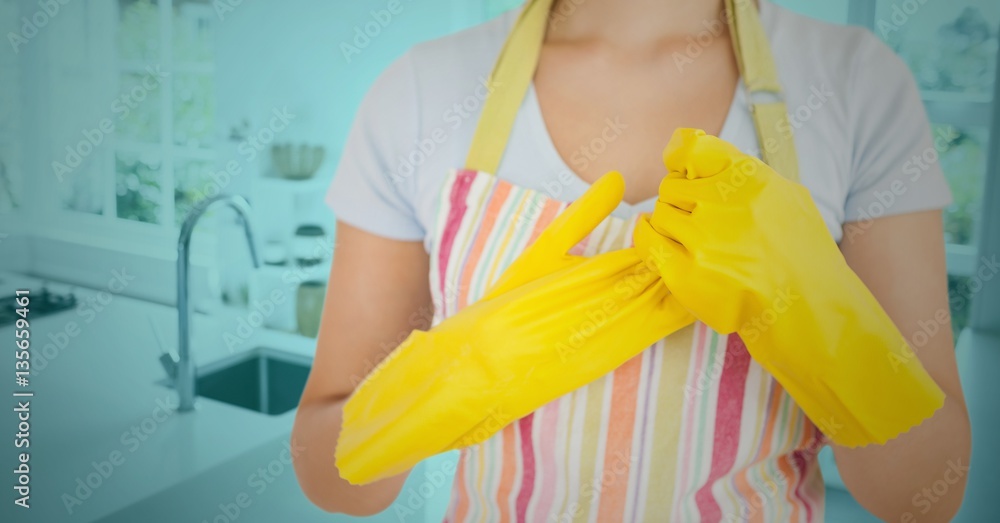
[0, 0, 997, 522]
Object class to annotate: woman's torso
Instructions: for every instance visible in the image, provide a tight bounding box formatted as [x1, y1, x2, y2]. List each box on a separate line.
[423, 4, 840, 521]
[326, 1, 952, 520]
[374, 1, 872, 251]
[430, 167, 826, 522]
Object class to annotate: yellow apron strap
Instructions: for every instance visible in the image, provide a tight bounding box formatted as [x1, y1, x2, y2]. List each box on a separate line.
[465, 0, 554, 174]
[468, 0, 799, 182]
[725, 0, 800, 181]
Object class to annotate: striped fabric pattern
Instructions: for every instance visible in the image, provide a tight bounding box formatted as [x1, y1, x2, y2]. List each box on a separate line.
[431, 169, 827, 523]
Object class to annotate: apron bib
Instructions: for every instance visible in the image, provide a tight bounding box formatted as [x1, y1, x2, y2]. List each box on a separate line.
[430, 1, 823, 521]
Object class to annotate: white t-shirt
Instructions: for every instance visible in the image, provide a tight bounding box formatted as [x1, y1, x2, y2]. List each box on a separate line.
[326, 0, 952, 249]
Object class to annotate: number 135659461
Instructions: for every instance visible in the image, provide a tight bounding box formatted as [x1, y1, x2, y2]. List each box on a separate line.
[13, 290, 32, 509]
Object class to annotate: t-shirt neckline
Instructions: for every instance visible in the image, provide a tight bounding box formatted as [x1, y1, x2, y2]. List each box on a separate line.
[516, 0, 773, 212]
[523, 79, 746, 211]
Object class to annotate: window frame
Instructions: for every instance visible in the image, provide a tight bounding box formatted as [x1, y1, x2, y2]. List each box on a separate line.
[848, 0, 998, 281]
[0, 0, 23, 222]
[23, 0, 218, 259]
[971, 51, 1000, 333]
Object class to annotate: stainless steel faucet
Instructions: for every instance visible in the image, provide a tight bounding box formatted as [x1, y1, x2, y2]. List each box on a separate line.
[176, 195, 260, 412]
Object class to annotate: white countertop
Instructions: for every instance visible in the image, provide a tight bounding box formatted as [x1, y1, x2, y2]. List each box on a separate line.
[0, 271, 320, 522]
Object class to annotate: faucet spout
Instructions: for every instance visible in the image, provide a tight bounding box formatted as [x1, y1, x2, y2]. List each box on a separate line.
[224, 196, 262, 270]
[176, 195, 259, 412]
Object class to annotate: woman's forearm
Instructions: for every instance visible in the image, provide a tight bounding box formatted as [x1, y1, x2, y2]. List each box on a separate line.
[832, 393, 971, 522]
[291, 397, 410, 515]
[834, 212, 972, 522]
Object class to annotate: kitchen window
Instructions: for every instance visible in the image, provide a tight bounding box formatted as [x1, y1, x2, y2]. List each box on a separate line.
[0, 0, 24, 219]
[35, 0, 218, 245]
[849, 0, 999, 336]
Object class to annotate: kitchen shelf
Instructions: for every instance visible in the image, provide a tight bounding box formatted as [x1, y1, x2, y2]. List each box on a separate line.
[118, 59, 215, 75]
[216, 304, 320, 352]
[921, 90, 994, 105]
[923, 96, 994, 128]
[257, 324, 320, 351]
[257, 175, 329, 194]
[114, 139, 217, 160]
[251, 260, 331, 279]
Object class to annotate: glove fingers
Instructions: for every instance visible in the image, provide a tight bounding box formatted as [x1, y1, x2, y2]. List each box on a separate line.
[484, 171, 625, 298]
[538, 171, 626, 256]
[633, 216, 691, 285]
[662, 128, 742, 180]
[648, 201, 697, 248]
[656, 176, 707, 212]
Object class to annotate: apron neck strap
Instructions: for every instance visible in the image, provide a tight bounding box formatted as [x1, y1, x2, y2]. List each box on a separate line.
[725, 0, 799, 181]
[466, 0, 800, 182]
[465, 0, 554, 174]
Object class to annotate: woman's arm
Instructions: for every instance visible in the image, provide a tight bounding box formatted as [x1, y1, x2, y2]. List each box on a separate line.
[835, 210, 971, 522]
[291, 222, 433, 515]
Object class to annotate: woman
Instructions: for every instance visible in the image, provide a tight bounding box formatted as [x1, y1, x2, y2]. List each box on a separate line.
[292, 0, 971, 520]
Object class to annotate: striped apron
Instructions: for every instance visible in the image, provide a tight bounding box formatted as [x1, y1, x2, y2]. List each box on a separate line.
[433, 0, 824, 521]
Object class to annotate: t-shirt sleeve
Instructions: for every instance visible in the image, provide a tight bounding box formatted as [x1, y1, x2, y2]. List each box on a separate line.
[843, 33, 953, 223]
[325, 51, 424, 241]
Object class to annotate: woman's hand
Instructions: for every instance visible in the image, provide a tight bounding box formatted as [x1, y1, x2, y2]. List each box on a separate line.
[337, 172, 694, 485]
[634, 128, 945, 448]
[634, 128, 839, 335]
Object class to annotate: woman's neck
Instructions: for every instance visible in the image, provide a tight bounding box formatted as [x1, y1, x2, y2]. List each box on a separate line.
[547, 0, 732, 45]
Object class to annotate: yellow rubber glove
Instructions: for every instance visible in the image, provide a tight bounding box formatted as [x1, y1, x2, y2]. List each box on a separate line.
[337, 172, 694, 485]
[634, 129, 945, 448]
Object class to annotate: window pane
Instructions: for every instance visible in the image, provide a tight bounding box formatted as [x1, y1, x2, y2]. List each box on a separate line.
[0, 144, 22, 214]
[875, 1, 999, 96]
[118, 0, 161, 62]
[173, 73, 214, 148]
[173, 1, 215, 63]
[936, 124, 989, 245]
[59, 160, 105, 216]
[485, 0, 521, 18]
[174, 158, 214, 226]
[874, 0, 997, 263]
[115, 151, 163, 224]
[117, 72, 163, 142]
[0, 0, 21, 214]
[949, 275, 976, 340]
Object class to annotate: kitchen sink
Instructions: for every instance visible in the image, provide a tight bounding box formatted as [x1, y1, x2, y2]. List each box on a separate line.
[166, 347, 311, 415]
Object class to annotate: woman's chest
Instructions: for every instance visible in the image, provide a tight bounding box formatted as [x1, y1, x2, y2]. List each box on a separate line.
[410, 70, 852, 251]
[429, 174, 826, 523]
[532, 42, 742, 205]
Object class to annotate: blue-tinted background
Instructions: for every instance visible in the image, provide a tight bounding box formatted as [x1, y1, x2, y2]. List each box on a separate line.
[0, 0, 997, 521]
